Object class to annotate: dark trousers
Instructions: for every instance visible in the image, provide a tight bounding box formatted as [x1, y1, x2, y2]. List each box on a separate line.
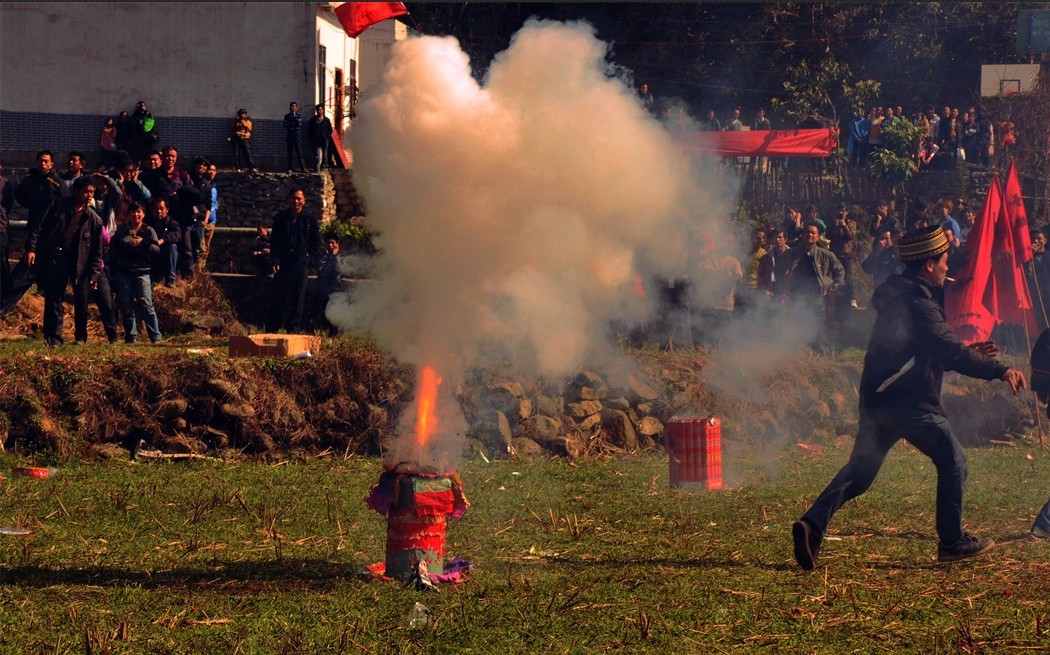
[802, 405, 968, 546]
[0, 231, 9, 296]
[286, 135, 306, 171]
[177, 222, 200, 278]
[39, 253, 93, 346]
[266, 260, 309, 332]
[0, 259, 36, 316]
[1034, 498, 1050, 533]
[232, 137, 256, 170]
[90, 269, 118, 343]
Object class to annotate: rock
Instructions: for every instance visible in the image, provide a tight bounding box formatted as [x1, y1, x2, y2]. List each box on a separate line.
[511, 437, 544, 456]
[491, 382, 524, 398]
[518, 398, 533, 419]
[220, 402, 255, 419]
[160, 398, 189, 420]
[205, 379, 240, 399]
[577, 414, 602, 431]
[568, 370, 608, 401]
[605, 397, 630, 411]
[252, 432, 276, 452]
[204, 426, 230, 449]
[365, 404, 388, 427]
[534, 395, 563, 417]
[567, 400, 602, 418]
[603, 410, 638, 451]
[527, 415, 562, 440]
[90, 442, 130, 460]
[475, 410, 513, 458]
[188, 315, 225, 334]
[635, 401, 655, 415]
[626, 375, 660, 401]
[484, 383, 527, 421]
[537, 435, 582, 457]
[161, 434, 206, 454]
[637, 416, 664, 437]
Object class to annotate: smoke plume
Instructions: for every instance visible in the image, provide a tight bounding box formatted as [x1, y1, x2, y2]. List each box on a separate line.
[331, 19, 783, 463]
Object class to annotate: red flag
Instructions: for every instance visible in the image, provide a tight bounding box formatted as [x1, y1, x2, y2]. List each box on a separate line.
[674, 128, 836, 158]
[1004, 160, 1033, 266]
[945, 175, 1003, 343]
[997, 160, 1036, 327]
[335, 2, 408, 38]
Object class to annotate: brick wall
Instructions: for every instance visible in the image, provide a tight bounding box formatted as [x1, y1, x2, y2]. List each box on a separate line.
[1, 110, 297, 170]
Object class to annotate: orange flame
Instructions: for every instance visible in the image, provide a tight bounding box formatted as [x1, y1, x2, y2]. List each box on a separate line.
[633, 274, 646, 298]
[415, 366, 442, 447]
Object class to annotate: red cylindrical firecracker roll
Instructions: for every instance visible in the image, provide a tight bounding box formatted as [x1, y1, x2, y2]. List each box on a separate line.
[666, 419, 684, 487]
[666, 417, 723, 490]
[691, 418, 704, 484]
[701, 417, 723, 490]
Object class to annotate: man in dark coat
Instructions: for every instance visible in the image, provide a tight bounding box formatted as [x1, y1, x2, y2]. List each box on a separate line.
[24, 177, 105, 346]
[307, 105, 334, 172]
[1026, 330, 1050, 540]
[793, 226, 1026, 569]
[266, 188, 320, 332]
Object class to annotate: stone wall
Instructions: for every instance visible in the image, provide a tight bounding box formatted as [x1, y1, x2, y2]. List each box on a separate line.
[213, 171, 335, 229]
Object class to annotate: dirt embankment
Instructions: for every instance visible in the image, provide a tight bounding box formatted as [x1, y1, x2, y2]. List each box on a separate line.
[0, 277, 1037, 460]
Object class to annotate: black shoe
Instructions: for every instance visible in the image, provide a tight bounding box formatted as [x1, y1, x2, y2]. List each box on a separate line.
[793, 519, 821, 570]
[937, 533, 995, 563]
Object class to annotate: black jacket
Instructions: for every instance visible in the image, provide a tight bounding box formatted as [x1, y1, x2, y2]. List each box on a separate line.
[860, 273, 1007, 414]
[26, 198, 104, 284]
[307, 116, 333, 147]
[270, 208, 320, 269]
[109, 225, 160, 275]
[14, 168, 62, 230]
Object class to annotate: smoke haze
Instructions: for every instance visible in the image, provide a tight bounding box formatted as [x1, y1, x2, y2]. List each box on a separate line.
[331, 19, 816, 464]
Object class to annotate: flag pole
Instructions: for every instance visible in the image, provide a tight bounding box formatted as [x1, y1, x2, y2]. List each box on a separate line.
[1020, 305, 1047, 450]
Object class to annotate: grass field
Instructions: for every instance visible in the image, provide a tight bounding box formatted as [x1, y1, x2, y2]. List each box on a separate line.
[0, 446, 1048, 654]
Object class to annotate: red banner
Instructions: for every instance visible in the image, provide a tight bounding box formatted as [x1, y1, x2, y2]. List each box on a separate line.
[674, 128, 837, 158]
[998, 160, 1035, 328]
[946, 175, 1002, 343]
[335, 2, 408, 38]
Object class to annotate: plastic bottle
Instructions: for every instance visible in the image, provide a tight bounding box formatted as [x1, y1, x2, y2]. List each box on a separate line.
[407, 602, 429, 629]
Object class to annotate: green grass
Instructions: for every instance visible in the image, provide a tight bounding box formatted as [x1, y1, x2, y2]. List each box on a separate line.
[0, 446, 1047, 654]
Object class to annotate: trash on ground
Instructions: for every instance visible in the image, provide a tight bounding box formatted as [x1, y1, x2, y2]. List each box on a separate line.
[406, 602, 430, 628]
[0, 527, 35, 536]
[11, 467, 57, 479]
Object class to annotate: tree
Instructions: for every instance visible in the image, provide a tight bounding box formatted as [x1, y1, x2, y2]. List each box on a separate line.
[867, 118, 926, 202]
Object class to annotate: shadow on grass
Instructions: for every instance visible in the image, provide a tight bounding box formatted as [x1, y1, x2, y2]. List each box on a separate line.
[0, 558, 380, 591]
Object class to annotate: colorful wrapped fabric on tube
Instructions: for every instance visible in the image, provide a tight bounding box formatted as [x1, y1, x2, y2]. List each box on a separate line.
[366, 465, 469, 580]
[666, 417, 722, 490]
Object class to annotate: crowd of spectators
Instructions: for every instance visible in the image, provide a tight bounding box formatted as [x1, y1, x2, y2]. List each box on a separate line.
[649, 194, 999, 352]
[0, 99, 349, 344]
[636, 83, 1017, 174]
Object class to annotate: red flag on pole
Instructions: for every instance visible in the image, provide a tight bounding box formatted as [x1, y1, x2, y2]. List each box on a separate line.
[335, 2, 408, 38]
[945, 175, 1003, 343]
[996, 160, 1036, 328]
[1004, 160, 1033, 267]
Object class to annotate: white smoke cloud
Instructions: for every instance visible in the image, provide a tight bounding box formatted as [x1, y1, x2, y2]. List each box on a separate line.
[330, 19, 768, 464]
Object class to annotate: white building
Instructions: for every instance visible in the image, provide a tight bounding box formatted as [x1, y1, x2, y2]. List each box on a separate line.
[0, 1, 407, 168]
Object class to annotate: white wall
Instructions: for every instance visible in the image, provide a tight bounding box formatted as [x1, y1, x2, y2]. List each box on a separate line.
[357, 17, 408, 94]
[316, 4, 360, 132]
[0, 1, 315, 119]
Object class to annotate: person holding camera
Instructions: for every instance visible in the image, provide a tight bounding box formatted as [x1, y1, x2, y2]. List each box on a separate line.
[826, 203, 858, 309]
